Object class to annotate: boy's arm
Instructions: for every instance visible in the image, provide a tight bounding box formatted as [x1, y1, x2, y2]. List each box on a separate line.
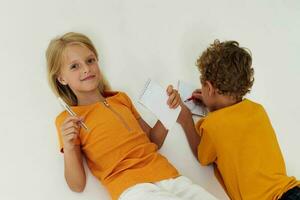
[177, 105, 201, 159]
[138, 118, 168, 149]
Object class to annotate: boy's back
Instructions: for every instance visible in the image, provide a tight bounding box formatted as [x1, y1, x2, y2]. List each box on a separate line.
[196, 98, 300, 200]
[178, 39, 300, 200]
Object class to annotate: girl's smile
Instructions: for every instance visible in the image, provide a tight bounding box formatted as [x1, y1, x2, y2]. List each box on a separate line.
[81, 74, 96, 81]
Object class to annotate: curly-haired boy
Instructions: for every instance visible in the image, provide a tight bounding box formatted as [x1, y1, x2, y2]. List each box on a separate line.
[177, 40, 300, 200]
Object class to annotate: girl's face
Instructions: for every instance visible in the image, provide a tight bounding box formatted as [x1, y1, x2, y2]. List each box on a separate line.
[58, 44, 101, 95]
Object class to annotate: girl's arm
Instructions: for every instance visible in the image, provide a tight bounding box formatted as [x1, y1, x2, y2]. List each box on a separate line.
[61, 116, 86, 192]
[64, 146, 86, 192]
[138, 118, 168, 149]
[137, 85, 180, 149]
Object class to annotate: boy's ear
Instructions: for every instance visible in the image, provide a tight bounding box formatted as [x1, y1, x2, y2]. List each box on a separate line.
[57, 75, 67, 85]
[206, 81, 215, 96]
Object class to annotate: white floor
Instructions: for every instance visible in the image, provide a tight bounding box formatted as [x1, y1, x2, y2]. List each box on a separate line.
[0, 0, 299, 199]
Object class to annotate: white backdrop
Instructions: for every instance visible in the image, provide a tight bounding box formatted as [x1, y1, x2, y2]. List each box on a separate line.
[0, 0, 299, 199]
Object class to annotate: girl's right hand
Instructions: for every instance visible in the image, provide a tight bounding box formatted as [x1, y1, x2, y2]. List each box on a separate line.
[60, 116, 83, 151]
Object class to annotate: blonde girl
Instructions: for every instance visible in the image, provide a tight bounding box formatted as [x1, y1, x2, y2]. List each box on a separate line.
[46, 32, 217, 200]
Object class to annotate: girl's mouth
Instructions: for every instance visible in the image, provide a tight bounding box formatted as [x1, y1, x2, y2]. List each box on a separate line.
[81, 75, 95, 81]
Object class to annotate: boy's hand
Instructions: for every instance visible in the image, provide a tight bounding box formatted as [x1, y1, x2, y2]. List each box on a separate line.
[166, 85, 180, 109]
[192, 89, 205, 106]
[61, 116, 83, 151]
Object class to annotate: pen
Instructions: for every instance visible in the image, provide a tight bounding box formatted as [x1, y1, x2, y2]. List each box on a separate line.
[58, 97, 89, 131]
[184, 96, 195, 103]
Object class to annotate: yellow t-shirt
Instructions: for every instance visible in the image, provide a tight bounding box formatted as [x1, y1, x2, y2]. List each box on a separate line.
[196, 99, 299, 200]
[55, 91, 179, 200]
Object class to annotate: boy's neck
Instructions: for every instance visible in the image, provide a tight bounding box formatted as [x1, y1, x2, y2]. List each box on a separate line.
[77, 90, 105, 106]
[210, 94, 242, 112]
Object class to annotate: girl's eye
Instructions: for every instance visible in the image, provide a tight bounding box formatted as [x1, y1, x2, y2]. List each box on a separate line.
[70, 64, 79, 69]
[87, 58, 96, 64]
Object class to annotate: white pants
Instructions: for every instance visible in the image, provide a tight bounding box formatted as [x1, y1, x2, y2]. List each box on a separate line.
[119, 176, 218, 200]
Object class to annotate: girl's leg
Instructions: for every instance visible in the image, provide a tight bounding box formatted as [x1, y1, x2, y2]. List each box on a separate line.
[155, 176, 218, 200]
[118, 182, 182, 200]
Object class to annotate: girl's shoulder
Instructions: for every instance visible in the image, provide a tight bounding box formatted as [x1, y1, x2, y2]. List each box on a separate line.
[55, 110, 68, 127]
[105, 90, 132, 105]
[54, 91, 134, 127]
[104, 90, 127, 99]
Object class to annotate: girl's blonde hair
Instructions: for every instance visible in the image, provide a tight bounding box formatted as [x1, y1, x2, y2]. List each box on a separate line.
[46, 32, 110, 106]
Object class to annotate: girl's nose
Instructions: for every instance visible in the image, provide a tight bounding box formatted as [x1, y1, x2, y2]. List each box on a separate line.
[82, 63, 90, 74]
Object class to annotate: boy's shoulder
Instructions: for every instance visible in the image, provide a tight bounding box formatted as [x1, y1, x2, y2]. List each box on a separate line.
[241, 99, 267, 116]
[238, 98, 265, 112]
[198, 99, 271, 141]
[219, 98, 264, 115]
[203, 98, 266, 126]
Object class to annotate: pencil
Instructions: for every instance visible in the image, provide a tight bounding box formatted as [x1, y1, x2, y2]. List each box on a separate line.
[184, 96, 195, 103]
[58, 97, 89, 131]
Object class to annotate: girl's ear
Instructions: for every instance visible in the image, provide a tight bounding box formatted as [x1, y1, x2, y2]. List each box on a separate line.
[57, 75, 67, 85]
[206, 81, 215, 96]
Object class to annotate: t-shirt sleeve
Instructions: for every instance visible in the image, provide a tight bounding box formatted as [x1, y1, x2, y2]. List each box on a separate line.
[195, 119, 217, 165]
[55, 112, 81, 153]
[121, 92, 141, 120]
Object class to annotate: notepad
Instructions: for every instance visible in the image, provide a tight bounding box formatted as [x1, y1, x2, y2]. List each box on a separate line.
[139, 79, 182, 130]
[177, 80, 207, 117]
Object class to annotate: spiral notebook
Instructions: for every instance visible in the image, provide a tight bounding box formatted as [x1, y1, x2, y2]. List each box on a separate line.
[138, 79, 181, 130]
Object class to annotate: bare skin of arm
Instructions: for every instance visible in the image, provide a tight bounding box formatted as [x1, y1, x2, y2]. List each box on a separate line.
[138, 85, 180, 149]
[138, 119, 168, 149]
[177, 88, 207, 159]
[61, 116, 86, 192]
[177, 105, 201, 159]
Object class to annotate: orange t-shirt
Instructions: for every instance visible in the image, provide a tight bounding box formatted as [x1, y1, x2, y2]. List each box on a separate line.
[196, 99, 299, 200]
[55, 91, 179, 200]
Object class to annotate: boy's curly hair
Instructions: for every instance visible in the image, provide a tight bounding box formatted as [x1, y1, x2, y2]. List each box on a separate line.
[197, 40, 254, 100]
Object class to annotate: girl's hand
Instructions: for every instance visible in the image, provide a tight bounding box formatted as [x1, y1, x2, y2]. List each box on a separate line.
[177, 102, 192, 125]
[166, 85, 181, 109]
[61, 116, 83, 151]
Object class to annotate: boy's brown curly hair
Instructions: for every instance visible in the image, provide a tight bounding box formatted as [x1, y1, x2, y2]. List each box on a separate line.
[196, 40, 254, 100]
